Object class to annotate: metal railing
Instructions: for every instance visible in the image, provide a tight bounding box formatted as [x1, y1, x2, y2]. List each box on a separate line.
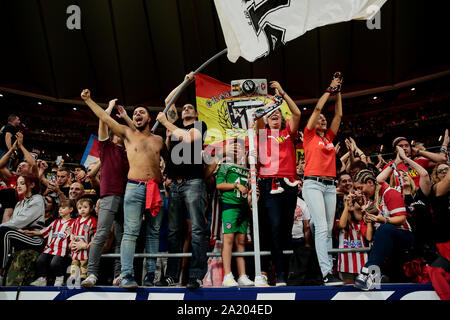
[99, 247, 371, 259]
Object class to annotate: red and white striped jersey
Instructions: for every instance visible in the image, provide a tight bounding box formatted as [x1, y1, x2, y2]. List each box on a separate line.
[372, 182, 411, 232]
[41, 218, 75, 257]
[336, 221, 368, 274]
[71, 215, 97, 261]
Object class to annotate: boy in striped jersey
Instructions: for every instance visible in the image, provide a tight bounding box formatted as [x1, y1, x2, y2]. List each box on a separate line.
[69, 198, 97, 281]
[27, 199, 76, 286]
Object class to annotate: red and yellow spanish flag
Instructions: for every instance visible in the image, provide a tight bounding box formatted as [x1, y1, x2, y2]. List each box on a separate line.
[195, 73, 292, 146]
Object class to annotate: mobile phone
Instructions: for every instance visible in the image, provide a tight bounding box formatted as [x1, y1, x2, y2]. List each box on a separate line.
[46, 172, 57, 184]
[56, 156, 62, 166]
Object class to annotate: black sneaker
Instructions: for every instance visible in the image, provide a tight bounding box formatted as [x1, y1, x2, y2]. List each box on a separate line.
[143, 272, 155, 286]
[155, 276, 176, 287]
[186, 278, 202, 290]
[323, 273, 344, 286]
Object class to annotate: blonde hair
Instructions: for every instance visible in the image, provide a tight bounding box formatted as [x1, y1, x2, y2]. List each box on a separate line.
[389, 169, 417, 196]
[355, 169, 382, 207]
[431, 162, 449, 184]
[76, 198, 94, 210]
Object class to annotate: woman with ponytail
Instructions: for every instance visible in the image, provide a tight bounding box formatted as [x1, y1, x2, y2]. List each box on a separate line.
[353, 169, 414, 291]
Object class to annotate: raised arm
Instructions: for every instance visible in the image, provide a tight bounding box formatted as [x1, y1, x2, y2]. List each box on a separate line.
[434, 167, 450, 197]
[306, 91, 331, 131]
[156, 113, 202, 144]
[350, 137, 367, 164]
[81, 89, 128, 140]
[413, 148, 447, 164]
[156, 72, 198, 143]
[116, 105, 136, 130]
[337, 195, 352, 230]
[98, 99, 117, 140]
[37, 160, 50, 188]
[16, 132, 38, 177]
[0, 141, 17, 181]
[269, 81, 301, 133]
[376, 152, 401, 184]
[87, 160, 101, 191]
[4, 132, 13, 150]
[164, 72, 195, 123]
[307, 74, 342, 131]
[397, 146, 431, 196]
[329, 91, 343, 135]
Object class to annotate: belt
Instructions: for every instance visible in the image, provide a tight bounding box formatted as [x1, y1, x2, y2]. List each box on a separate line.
[128, 179, 147, 185]
[304, 176, 337, 186]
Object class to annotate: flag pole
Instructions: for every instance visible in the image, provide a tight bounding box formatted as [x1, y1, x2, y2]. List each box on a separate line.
[151, 48, 228, 133]
[246, 96, 283, 286]
[246, 111, 262, 282]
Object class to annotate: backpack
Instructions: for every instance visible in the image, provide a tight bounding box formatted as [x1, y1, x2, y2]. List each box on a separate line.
[5, 249, 39, 286]
[287, 246, 324, 286]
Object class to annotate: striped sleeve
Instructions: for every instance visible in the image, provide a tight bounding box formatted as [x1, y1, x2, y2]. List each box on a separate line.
[383, 188, 407, 217]
[40, 221, 54, 238]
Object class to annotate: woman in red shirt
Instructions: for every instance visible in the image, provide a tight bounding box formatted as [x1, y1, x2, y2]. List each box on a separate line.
[302, 72, 343, 286]
[255, 81, 301, 286]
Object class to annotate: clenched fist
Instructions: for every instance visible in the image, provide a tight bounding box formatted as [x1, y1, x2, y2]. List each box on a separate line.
[81, 89, 91, 101]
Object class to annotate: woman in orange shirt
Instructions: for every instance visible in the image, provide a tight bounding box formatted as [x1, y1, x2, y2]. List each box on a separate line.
[302, 72, 344, 286]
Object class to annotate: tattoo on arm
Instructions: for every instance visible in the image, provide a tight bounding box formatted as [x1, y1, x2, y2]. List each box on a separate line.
[168, 109, 176, 121]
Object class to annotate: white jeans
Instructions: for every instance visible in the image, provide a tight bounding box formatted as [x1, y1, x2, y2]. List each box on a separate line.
[302, 179, 336, 277]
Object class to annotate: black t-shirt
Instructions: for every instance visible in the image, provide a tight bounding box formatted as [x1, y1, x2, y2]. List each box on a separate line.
[0, 124, 19, 150]
[0, 188, 19, 222]
[165, 119, 207, 180]
[404, 188, 433, 247]
[429, 184, 450, 244]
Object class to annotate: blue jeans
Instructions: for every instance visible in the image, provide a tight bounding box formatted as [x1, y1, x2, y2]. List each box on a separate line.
[365, 223, 414, 268]
[302, 179, 336, 277]
[87, 195, 123, 278]
[120, 182, 165, 278]
[166, 179, 208, 280]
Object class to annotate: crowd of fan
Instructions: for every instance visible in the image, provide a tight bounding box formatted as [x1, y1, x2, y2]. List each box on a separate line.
[0, 76, 448, 293]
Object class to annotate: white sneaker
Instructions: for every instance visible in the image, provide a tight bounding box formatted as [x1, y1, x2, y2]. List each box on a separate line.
[112, 274, 122, 286]
[30, 277, 47, 286]
[270, 186, 284, 194]
[237, 274, 254, 286]
[81, 274, 97, 288]
[222, 272, 238, 287]
[254, 274, 270, 287]
[54, 276, 65, 287]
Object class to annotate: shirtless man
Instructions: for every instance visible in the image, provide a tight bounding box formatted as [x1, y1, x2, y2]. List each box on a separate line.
[81, 89, 167, 288]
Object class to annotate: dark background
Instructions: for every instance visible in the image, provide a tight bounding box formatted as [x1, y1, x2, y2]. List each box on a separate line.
[0, 0, 449, 163]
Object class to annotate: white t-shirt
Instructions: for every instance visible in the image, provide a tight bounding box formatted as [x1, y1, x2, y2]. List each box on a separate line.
[292, 197, 311, 239]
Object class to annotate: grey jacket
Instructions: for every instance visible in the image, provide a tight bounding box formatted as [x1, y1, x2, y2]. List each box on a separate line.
[0, 194, 45, 231]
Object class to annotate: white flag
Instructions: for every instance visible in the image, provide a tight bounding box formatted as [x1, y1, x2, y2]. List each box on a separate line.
[214, 0, 387, 62]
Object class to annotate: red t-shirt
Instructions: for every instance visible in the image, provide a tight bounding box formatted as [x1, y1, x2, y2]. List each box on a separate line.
[384, 157, 431, 188]
[257, 122, 298, 178]
[303, 126, 336, 178]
